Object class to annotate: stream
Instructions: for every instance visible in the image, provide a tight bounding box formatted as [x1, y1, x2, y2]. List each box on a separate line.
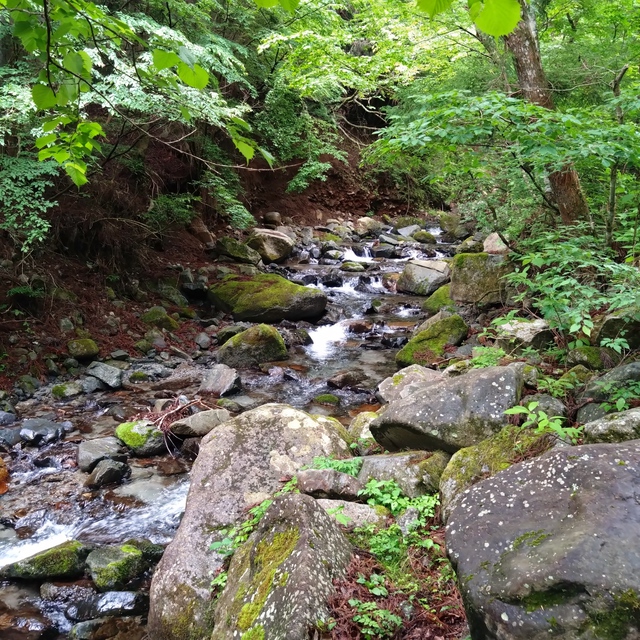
[0, 226, 451, 638]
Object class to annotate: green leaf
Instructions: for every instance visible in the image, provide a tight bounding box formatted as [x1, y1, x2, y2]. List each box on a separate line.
[504, 406, 529, 415]
[32, 84, 57, 110]
[176, 62, 209, 89]
[65, 162, 88, 186]
[415, 0, 453, 18]
[35, 133, 57, 149]
[472, 0, 521, 37]
[276, 0, 299, 11]
[152, 49, 181, 70]
[253, 0, 279, 7]
[177, 46, 197, 67]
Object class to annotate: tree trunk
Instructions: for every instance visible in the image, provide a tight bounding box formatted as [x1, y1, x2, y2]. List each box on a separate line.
[504, 0, 589, 224]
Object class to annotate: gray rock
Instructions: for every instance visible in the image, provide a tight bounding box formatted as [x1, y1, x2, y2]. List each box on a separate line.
[86, 362, 123, 389]
[168, 409, 231, 437]
[66, 591, 148, 622]
[483, 231, 510, 254]
[81, 376, 107, 394]
[317, 499, 388, 528]
[327, 370, 368, 389]
[198, 364, 241, 396]
[371, 366, 523, 452]
[211, 493, 352, 639]
[357, 451, 432, 498]
[376, 364, 442, 402]
[85, 459, 130, 488]
[216, 324, 287, 368]
[0, 410, 16, 426]
[397, 224, 422, 237]
[594, 309, 640, 351]
[583, 407, 640, 443]
[348, 412, 377, 441]
[577, 402, 608, 424]
[194, 332, 211, 350]
[580, 362, 640, 401]
[297, 468, 364, 499]
[525, 393, 567, 418]
[447, 441, 640, 640]
[148, 404, 350, 640]
[450, 253, 513, 307]
[20, 418, 66, 446]
[495, 318, 554, 352]
[0, 426, 21, 448]
[110, 350, 130, 361]
[397, 259, 451, 296]
[246, 228, 295, 263]
[77, 437, 126, 472]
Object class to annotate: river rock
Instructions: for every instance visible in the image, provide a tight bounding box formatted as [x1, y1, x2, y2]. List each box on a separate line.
[86, 544, 148, 591]
[495, 318, 554, 352]
[246, 228, 295, 263]
[583, 408, 640, 443]
[214, 237, 261, 265]
[68, 338, 100, 360]
[395, 313, 468, 367]
[211, 493, 352, 640]
[397, 224, 421, 237]
[215, 323, 252, 345]
[397, 259, 450, 296]
[0, 540, 92, 580]
[297, 468, 364, 499]
[447, 441, 640, 640]
[316, 499, 388, 528]
[209, 273, 327, 323]
[371, 365, 523, 452]
[357, 451, 432, 498]
[148, 404, 349, 640]
[0, 588, 56, 640]
[356, 217, 384, 236]
[114, 420, 165, 457]
[439, 424, 553, 522]
[0, 426, 24, 448]
[449, 252, 513, 307]
[85, 459, 131, 488]
[86, 362, 123, 389]
[327, 370, 368, 389]
[198, 364, 242, 398]
[0, 410, 16, 426]
[66, 591, 148, 622]
[78, 438, 127, 472]
[168, 408, 231, 437]
[20, 418, 68, 447]
[377, 364, 442, 402]
[68, 617, 146, 640]
[422, 284, 455, 316]
[348, 411, 377, 440]
[483, 231, 510, 254]
[216, 324, 288, 368]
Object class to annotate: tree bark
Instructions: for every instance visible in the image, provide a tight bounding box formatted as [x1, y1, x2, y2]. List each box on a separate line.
[504, 0, 589, 224]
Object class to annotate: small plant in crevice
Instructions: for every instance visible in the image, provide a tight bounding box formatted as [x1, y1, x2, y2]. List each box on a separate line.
[598, 380, 640, 413]
[469, 346, 507, 368]
[504, 402, 583, 443]
[536, 372, 580, 399]
[309, 455, 363, 477]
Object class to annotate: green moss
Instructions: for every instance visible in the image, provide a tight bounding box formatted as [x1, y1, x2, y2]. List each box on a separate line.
[512, 530, 551, 551]
[391, 373, 405, 385]
[90, 544, 145, 591]
[140, 307, 180, 331]
[67, 338, 99, 359]
[134, 340, 153, 354]
[418, 451, 451, 492]
[313, 394, 340, 405]
[422, 285, 455, 315]
[587, 589, 640, 640]
[52, 384, 67, 399]
[412, 230, 436, 244]
[278, 571, 289, 586]
[3, 540, 90, 579]
[321, 233, 342, 243]
[129, 371, 149, 382]
[395, 314, 468, 367]
[340, 261, 366, 272]
[235, 528, 300, 633]
[518, 588, 577, 613]
[115, 420, 161, 451]
[561, 364, 593, 385]
[241, 626, 265, 640]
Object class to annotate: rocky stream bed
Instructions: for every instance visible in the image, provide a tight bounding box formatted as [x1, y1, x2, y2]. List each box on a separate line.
[2, 215, 640, 640]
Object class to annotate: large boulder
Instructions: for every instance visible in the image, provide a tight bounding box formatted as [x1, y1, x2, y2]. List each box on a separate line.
[583, 408, 640, 443]
[395, 314, 468, 367]
[216, 324, 287, 368]
[371, 365, 523, 452]
[449, 252, 513, 307]
[439, 425, 552, 522]
[148, 404, 350, 640]
[396, 260, 450, 296]
[246, 229, 295, 263]
[1, 540, 92, 580]
[209, 274, 327, 323]
[447, 441, 640, 640]
[377, 364, 443, 403]
[211, 493, 352, 639]
[214, 237, 261, 265]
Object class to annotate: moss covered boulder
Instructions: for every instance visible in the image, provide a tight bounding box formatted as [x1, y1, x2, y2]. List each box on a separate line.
[214, 237, 261, 265]
[67, 338, 99, 360]
[141, 306, 180, 331]
[209, 273, 327, 323]
[413, 230, 436, 244]
[449, 252, 513, 307]
[340, 261, 366, 272]
[86, 544, 148, 591]
[422, 284, 455, 316]
[447, 442, 640, 640]
[148, 404, 349, 640]
[211, 493, 352, 639]
[216, 324, 287, 368]
[1, 540, 92, 580]
[115, 420, 165, 457]
[439, 425, 552, 521]
[583, 408, 640, 444]
[395, 314, 468, 367]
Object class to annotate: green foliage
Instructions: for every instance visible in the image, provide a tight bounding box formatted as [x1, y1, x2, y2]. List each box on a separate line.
[469, 346, 506, 368]
[505, 401, 583, 443]
[537, 373, 580, 399]
[310, 456, 363, 478]
[142, 193, 199, 234]
[358, 479, 438, 519]
[599, 381, 640, 414]
[347, 599, 402, 639]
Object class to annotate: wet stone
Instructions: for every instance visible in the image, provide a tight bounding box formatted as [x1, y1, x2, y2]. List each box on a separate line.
[0, 410, 16, 426]
[85, 460, 131, 488]
[169, 409, 231, 437]
[0, 426, 22, 449]
[78, 437, 126, 472]
[198, 364, 241, 396]
[20, 419, 68, 447]
[66, 591, 148, 622]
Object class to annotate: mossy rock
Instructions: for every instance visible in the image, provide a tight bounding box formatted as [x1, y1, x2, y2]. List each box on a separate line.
[115, 420, 165, 456]
[215, 237, 262, 265]
[412, 230, 436, 244]
[439, 425, 551, 521]
[67, 338, 99, 360]
[134, 339, 153, 354]
[418, 450, 451, 493]
[320, 232, 342, 243]
[141, 306, 180, 331]
[52, 382, 83, 399]
[449, 252, 513, 307]
[208, 274, 327, 323]
[86, 544, 147, 591]
[340, 261, 365, 272]
[566, 346, 619, 370]
[561, 364, 594, 386]
[393, 215, 425, 231]
[422, 284, 455, 315]
[395, 314, 468, 367]
[216, 324, 288, 368]
[0, 540, 92, 580]
[313, 393, 340, 406]
[128, 371, 149, 383]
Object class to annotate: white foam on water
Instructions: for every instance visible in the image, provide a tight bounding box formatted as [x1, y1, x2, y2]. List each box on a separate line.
[305, 322, 350, 360]
[342, 247, 373, 263]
